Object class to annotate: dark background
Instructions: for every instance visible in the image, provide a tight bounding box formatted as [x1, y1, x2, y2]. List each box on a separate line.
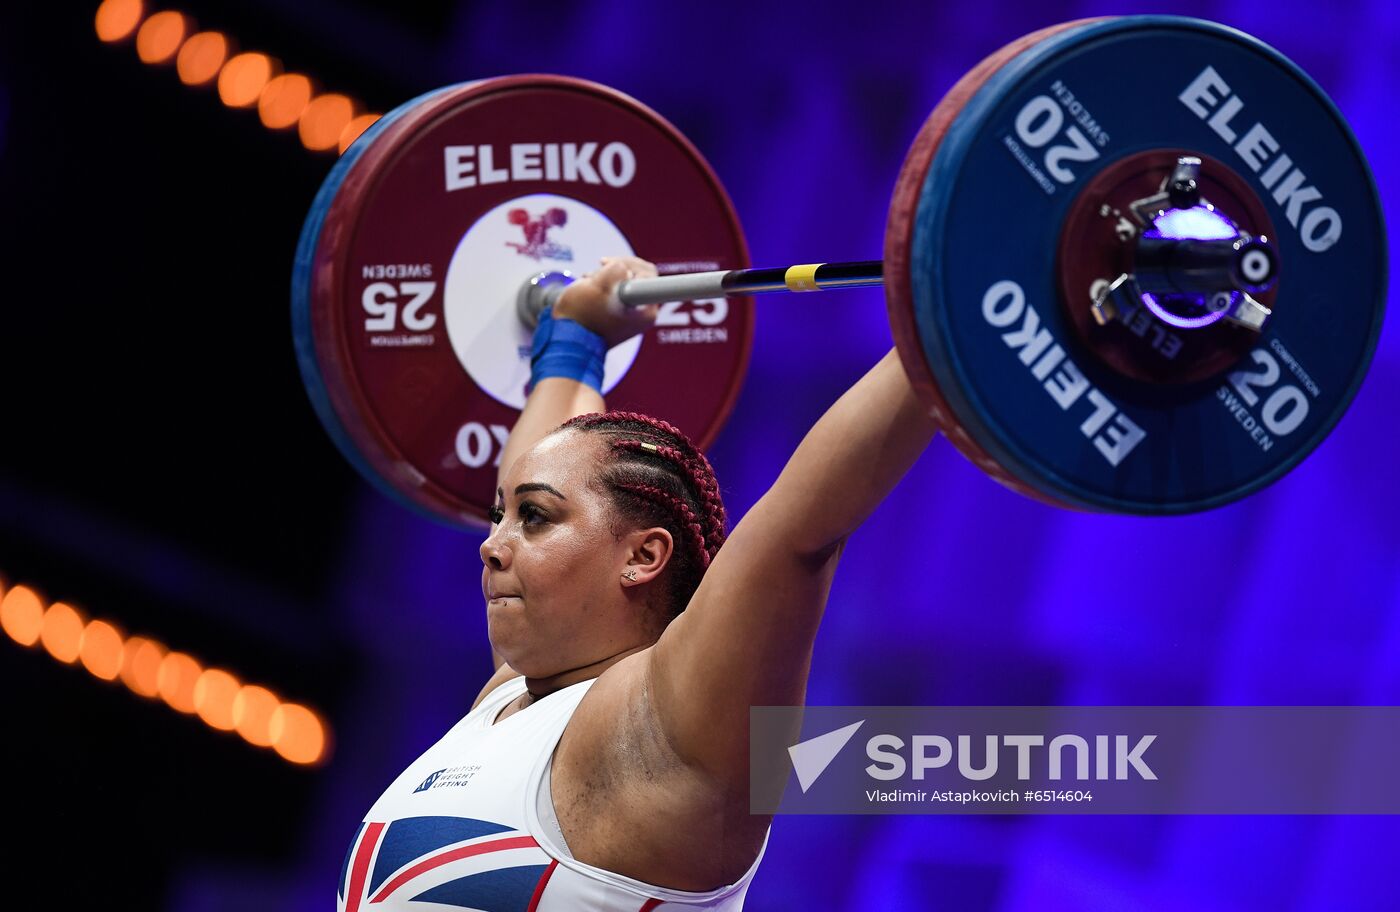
[1, 2, 1395, 910]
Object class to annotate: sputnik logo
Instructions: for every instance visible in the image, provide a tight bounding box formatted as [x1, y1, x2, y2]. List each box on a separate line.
[505, 206, 573, 262]
[788, 720, 865, 793]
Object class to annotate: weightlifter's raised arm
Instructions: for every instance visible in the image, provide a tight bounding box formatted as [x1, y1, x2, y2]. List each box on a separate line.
[650, 348, 940, 777]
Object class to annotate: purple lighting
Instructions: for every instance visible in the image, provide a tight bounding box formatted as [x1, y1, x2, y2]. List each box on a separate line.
[1140, 290, 1232, 329]
[1152, 204, 1238, 240]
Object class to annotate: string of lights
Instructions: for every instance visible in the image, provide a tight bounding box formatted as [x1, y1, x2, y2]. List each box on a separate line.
[0, 573, 331, 766]
[77, 1, 346, 768]
[95, 0, 380, 154]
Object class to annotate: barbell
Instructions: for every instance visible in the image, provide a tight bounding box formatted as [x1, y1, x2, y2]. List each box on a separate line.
[291, 15, 1386, 527]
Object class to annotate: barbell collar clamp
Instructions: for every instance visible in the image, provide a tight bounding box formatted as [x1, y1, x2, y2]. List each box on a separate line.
[1091, 269, 1273, 333]
[1135, 234, 1279, 297]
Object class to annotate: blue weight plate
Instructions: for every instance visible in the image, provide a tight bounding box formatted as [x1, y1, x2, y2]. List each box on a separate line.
[904, 16, 1386, 514]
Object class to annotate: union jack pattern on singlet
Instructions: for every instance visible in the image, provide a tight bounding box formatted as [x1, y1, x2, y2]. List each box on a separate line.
[337, 676, 765, 911]
[338, 816, 555, 911]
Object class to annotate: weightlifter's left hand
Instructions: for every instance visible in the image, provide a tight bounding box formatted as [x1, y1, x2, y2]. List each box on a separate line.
[553, 256, 660, 347]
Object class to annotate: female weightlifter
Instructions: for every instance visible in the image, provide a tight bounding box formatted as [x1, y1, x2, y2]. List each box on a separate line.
[339, 256, 939, 912]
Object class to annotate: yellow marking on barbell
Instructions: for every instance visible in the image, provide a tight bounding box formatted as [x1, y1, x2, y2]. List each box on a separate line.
[784, 263, 823, 292]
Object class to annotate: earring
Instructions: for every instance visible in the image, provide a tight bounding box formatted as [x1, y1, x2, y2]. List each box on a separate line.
[621, 569, 638, 582]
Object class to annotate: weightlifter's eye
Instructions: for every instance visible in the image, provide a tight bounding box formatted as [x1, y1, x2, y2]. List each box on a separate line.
[519, 502, 548, 526]
[488, 504, 505, 525]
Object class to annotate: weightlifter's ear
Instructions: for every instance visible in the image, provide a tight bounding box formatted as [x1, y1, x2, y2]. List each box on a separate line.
[619, 527, 673, 587]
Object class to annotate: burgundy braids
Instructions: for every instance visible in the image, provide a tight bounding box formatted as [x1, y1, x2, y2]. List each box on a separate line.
[560, 411, 727, 618]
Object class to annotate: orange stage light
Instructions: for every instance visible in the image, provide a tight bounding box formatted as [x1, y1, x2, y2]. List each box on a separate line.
[176, 31, 228, 86]
[232, 685, 280, 747]
[95, 0, 144, 44]
[135, 10, 188, 65]
[270, 702, 327, 764]
[338, 113, 381, 154]
[218, 52, 275, 109]
[299, 93, 355, 152]
[120, 636, 165, 697]
[194, 668, 241, 730]
[259, 73, 313, 130]
[1, 585, 45, 647]
[157, 650, 202, 713]
[40, 602, 85, 664]
[79, 619, 125, 681]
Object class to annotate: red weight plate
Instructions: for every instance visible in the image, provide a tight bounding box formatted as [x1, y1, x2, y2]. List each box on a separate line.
[302, 76, 753, 528]
[884, 20, 1105, 508]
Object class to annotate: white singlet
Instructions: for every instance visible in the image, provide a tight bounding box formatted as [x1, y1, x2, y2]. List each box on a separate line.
[337, 675, 768, 911]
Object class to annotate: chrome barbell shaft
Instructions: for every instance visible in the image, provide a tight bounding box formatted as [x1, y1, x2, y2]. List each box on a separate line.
[519, 260, 885, 328]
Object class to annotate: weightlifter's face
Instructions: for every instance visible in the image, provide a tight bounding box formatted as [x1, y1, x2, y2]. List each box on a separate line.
[480, 430, 637, 678]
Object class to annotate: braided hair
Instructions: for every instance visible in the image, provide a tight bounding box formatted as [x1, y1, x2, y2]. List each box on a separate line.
[559, 411, 727, 620]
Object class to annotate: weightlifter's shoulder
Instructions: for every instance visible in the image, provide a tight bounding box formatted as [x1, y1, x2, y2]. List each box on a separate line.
[556, 650, 759, 889]
[560, 649, 662, 760]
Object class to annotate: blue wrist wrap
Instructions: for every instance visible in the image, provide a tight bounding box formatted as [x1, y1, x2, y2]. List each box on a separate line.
[529, 306, 607, 393]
